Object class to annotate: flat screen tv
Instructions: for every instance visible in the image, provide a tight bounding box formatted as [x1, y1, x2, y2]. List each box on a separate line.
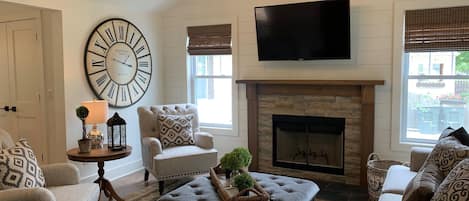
[255, 0, 350, 60]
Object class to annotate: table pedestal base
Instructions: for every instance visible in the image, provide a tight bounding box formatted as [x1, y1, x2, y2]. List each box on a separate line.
[95, 161, 124, 201]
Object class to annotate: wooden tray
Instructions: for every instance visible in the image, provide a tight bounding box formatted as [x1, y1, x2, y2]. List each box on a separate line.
[209, 165, 269, 201]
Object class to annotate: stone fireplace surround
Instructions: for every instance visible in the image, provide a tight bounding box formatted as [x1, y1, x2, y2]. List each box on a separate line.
[236, 80, 384, 186]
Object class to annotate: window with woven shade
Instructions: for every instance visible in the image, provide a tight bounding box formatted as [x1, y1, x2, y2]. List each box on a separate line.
[401, 6, 469, 144]
[186, 24, 233, 129]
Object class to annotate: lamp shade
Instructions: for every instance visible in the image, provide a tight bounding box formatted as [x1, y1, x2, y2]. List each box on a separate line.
[81, 100, 108, 124]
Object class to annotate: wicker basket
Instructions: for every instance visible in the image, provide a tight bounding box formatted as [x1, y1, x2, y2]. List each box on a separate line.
[367, 153, 405, 201]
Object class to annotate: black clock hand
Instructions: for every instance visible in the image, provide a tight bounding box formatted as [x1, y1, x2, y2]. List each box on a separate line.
[112, 58, 132, 68]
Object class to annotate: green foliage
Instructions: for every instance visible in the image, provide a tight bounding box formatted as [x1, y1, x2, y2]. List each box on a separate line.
[75, 106, 89, 120]
[233, 173, 255, 191]
[456, 52, 469, 74]
[232, 147, 252, 167]
[220, 147, 253, 171]
[220, 153, 243, 171]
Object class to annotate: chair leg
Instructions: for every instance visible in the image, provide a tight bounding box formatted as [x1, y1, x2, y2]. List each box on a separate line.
[159, 180, 165, 195]
[144, 169, 149, 182]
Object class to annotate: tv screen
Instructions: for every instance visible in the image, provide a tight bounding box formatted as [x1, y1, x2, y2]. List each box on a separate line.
[255, 0, 350, 60]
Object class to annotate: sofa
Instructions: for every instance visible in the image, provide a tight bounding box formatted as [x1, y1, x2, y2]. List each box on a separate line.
[0, 129, 100, 201]
[378, 147, 433, 201]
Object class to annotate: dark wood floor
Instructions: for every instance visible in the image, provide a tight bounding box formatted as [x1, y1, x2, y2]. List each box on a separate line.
[101, 170, 369, 201]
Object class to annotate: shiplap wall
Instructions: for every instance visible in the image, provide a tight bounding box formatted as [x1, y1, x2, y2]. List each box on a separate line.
[161, 0, 410, 160]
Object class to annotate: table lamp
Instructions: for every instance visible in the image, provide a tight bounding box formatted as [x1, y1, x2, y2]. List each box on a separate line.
[81, 100, 108, 149]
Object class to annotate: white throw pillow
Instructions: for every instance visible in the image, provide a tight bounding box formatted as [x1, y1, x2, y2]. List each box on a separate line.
[158, 114, 195, 148]
[0, 139, 45, 189]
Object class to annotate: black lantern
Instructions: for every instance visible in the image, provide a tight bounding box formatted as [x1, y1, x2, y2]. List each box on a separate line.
[106, 112, 126, 151]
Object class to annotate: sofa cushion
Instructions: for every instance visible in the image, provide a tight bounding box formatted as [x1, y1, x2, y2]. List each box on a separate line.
[379, 193, 403, 201]
[154, 145, 217, 180]
[0, 139, 45, 189]
[158, 114, 195, 148]
[431, 159, 469, 201]
[382, 165, 417, 194]
[48, 183, 99, 201]
[403, 136, 469, 201]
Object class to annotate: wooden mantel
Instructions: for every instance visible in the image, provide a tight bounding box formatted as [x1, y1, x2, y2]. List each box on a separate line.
[236, 79, 385, 186]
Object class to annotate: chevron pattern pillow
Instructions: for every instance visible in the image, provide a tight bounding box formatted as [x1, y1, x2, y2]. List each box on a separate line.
[158, 114, 195, 148]
[0, 139, 45, 189]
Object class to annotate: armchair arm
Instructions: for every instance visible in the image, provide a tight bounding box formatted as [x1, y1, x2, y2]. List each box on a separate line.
[0, 187, 56, 201]
[41, 163, 80, 186]
[410, 147, 433, 172]
[142, 137, 163, 170]
[195, 132, 214, 149]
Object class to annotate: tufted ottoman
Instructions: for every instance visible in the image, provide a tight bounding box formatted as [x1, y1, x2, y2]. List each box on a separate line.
[159, 172, 320, 201]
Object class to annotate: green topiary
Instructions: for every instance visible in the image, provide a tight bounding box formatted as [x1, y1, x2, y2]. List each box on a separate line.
[232, 147, 252, 168]
[220, 152, 243, 171]
[76, 106, 89, 139]
[233, 173, 255, 192]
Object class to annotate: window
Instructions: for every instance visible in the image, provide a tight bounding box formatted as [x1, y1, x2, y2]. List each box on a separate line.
[187, 24, 233, 129]
[189, 55, 232, 128]
[401, 6, 469, 144]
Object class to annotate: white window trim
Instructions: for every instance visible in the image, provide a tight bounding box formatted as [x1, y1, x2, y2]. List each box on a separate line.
[391, 0, 469, 151]
[184, 17, 239, 137]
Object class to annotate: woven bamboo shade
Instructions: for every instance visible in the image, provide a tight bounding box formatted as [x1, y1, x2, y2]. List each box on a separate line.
[187, 24, 231, 55]
[405, 6, 469, 52]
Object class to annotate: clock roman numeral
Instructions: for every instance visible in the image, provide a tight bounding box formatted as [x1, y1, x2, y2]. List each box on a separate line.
[120, 88, 127, 102]
[132, 85, 139, 94]
[92, 60, 105, 67]
[96, 74, 108, 87]
[107, 83, 116, 98]
[135, 45, 145, 55]
[105, 28, 115, 43]
[118, 26, 124, 41]
[129, 32, 135, 45]
[137, 72, 147, 83]
[138, 61, 149, 68]
[94, 40, 107, 52]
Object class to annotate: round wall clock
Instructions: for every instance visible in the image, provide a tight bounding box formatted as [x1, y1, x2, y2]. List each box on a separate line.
[85, 18, 152, 108]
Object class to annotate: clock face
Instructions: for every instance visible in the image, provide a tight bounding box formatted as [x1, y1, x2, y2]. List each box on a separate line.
[85, 18, 152, 107]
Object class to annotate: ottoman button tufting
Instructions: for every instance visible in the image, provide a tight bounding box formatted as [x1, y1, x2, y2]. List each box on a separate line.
[190, 184, 199, 188]
[277, 182, 285, 186]
[270, 176, 277, 180]
[170, 193, 179, 197]
[195, 190, 204, 195]
[285, 189, 294, 193]
[295, 180, 304, 184]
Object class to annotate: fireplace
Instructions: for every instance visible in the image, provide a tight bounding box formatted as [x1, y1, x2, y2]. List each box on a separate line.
[272, 115, 345, 175]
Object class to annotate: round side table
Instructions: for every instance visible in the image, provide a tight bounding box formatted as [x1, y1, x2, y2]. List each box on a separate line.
[67, 145, 132, 201]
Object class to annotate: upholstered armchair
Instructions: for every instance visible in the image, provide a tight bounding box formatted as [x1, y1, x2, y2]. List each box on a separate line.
[0, 129, 99, 201]
[137, 104, 218, 194]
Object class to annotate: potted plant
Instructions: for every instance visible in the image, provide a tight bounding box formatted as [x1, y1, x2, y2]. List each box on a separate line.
[76, 106, 91, 153]
[233, 173, 255, 196]
[220, 147, 252, 179]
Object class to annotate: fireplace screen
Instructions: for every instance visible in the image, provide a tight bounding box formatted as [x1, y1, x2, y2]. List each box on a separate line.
[272, 115, 345, 175]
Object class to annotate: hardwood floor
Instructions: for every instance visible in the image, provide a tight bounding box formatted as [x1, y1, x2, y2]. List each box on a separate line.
[100, 170, 369, 201]
[99, 169, 157, 200]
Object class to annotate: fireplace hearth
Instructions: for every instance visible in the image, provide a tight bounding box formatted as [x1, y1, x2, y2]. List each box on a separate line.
[273, 115, 345, 175]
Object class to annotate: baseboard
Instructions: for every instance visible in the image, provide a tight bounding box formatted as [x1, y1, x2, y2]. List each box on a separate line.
[80, 160, 143, 183]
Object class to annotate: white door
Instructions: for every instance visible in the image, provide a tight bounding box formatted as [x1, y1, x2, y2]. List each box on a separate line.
[0, 19, 47, 163]
[0, 23, 13, 133]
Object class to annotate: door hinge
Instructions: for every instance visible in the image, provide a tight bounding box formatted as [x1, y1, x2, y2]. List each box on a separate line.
[35, 32, 38, 41]
[41, 154, 44, 161]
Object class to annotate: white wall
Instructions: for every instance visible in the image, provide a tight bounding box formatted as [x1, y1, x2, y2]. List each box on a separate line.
[160, 0, 412, 161]
[2, 0, 167, 180]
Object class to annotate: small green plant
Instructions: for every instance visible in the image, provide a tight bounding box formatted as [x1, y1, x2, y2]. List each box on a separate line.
[220, 152, 243, 171]
[220, 147, 253, 171]
[233, 173, 255, 192]
[76, 106, 89, 139]
[232, 147, 252, 168]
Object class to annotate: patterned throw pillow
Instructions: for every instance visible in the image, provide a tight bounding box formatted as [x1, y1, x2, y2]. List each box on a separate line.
[403, 136, 469, 201]
[0, 139, 45, 189]
[158, 114, 195, 148]
[431, 159, 469, 201]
